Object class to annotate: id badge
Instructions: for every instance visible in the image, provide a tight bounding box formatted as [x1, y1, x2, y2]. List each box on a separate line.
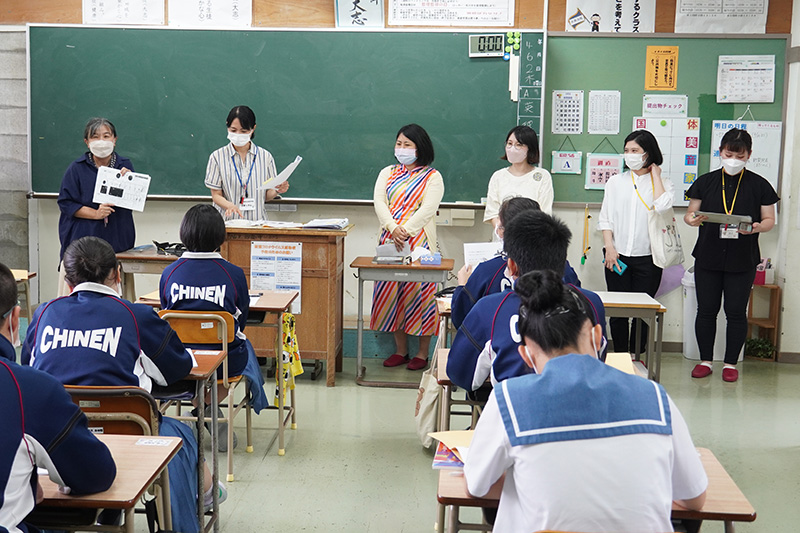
[240, 198, 256, 212]
[720, 224, 739, 240]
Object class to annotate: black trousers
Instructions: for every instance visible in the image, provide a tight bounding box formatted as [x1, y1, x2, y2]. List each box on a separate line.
[694, 265, 755, 365]
[604, 253, 663, 354]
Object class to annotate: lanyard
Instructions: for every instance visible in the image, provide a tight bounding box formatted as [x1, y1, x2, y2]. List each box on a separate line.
[722, 169, 744, 215]
[631, 171, 654, 211]
[232, 146, 257, 203]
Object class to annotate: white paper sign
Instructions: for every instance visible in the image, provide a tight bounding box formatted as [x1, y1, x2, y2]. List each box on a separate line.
[169, 0, 251, 27]
[565, 0, 655, 32]
[388, 0, 514, 26]
[551, 151, 583, 174]
[710, 120, 782, 192]
[83, 0, 165, 24]
[717, 55, 775, 103]
[585, 153, 623, 190]
[674, 0, 768, 33]
[336, 0, 385, 27]
[642, 95, 689, 117]
[93, 166, 151, 212]
[251, 242, 302, 314]
[261, 156, 302, 190]
[552, 90, 584, 135]
[588, 91, 621, 135]
[463, 242, 502, 267]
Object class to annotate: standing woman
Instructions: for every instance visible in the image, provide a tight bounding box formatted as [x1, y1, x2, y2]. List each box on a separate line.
[205, 105, 290, 221]
[484, 125, 554, 231]
[597, 130, 674, 354]
[684, 128, 778, 382]
[372, 124, 445, 370]
[57, 117, 135, 296]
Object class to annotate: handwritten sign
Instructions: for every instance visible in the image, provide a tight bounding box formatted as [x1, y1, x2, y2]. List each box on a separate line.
[645, 46, 678, 91]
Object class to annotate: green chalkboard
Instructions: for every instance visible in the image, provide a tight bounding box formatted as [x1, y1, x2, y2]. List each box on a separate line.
[29, 27, 528, 202]
[543, 35, 787, 203]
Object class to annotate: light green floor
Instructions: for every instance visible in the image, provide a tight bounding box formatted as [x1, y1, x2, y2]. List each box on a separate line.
[179, 354, 799, 532]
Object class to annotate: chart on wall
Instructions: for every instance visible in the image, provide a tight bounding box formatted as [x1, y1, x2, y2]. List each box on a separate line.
[633, 116, 700, 206]
[710, 121, 782, 192]
[517, 32, 545, 135]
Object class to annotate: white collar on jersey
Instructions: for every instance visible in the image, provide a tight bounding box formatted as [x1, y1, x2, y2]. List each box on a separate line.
[70, 281, 121, 297]
[181, 252, 224, 260]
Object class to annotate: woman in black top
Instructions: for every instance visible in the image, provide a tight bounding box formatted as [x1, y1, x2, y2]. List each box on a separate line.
[684, 128, 779, 382]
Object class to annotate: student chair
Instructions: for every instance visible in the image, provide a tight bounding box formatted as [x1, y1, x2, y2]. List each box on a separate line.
[157, 310, 252, 483]
[30, 385, 172, 532]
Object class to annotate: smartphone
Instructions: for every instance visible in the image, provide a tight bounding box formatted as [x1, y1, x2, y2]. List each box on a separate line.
[603, 258, 628, 275]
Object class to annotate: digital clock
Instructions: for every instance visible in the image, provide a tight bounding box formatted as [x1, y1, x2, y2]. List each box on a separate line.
[468, 34, 505, 58]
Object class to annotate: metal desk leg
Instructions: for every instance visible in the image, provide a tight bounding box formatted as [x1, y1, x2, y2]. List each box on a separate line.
[725, 520, 735, 533]
[436, 502, 446, 533]
[277, 311, 286, 456]
[440, 384, 452, 431]
[655, 312, 664, 383]
[647, 312, 656, 381]
[447, 504, 459, 533]
[124, 507, 135, 533]
[210, 382, 219, 533]
[121, 272, 137, 302]
[356, 276, 365, 381]
[633, 317, 642, 361]
[195, 380, 205, 525]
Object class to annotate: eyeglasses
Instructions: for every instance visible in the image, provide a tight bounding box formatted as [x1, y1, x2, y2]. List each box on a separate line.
[506, 142, 526, 150]
[2, 301, 20, 319]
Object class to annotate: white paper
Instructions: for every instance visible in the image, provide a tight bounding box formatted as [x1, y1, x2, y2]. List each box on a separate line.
[710, 120, 782, 192]
[388, 0, 514, 26]
[675, 0, 768, 33]
[83, 0, 165, 24]
[410, 248, 433, 262]
[633, 116, 701, 206]
[588, 91, 620, 135]
[263, 221, 304, 229]
[552, 90, 584, 135]
[717, 55, 775, 103]
[565, 0, 655, 32]
[464, 242, 502, 267]
[249, 294, 261, 308]
[261, 156, 302, 190]
[93, 166, 151, 212]
[376, 242, 410, 257]
[643, 94, 689, 117]
[336, 0, 385, 27]
[303, 218, 348, 229]
[225, 219, 265, 228]
[251, 242, 302, 314]
[168, 0, 251, 27]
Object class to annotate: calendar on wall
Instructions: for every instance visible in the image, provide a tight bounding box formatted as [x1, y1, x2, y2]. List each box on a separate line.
[552, 90, 584, 134]
[717, 55, 775, 103]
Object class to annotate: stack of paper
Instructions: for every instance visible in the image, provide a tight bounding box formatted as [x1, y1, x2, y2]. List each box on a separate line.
[303, 218, 349, 229]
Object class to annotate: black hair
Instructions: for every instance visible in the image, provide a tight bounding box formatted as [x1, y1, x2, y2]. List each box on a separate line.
[180, 204, 227, 252]
[516, 269, 596, 352]
[719, 128, 752, 155]
[498, 197, 540, 228]
[226, 106, 257, 138]
[396, 124, 435, 167]
[502, 125, 540, 165]
[84, 117, 117, 140]
[63, 237, 119, 287]
[503, 211, 571, 274]
[624, 129, 663, 168]
[0, 263, 18, 327]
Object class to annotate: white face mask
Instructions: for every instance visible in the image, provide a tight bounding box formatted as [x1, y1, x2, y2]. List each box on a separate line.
[494, 225, 503, 242]
[227, 131, 251, 147]
[721, 158, 747, 175]
[395, 148, 417, 166]
[88, 140, 114, 159]
[505, 146, 528, 164]
[624, 153, 646, 171]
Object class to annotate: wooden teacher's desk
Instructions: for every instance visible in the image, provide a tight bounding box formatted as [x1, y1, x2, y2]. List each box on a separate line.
[221, 226, 349, 387]
[37, 434, 182, 533]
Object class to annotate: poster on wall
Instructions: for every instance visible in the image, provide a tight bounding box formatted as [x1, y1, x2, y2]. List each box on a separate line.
[633, 116, 700, 206]
[388, 0, 514, 26]
[169, 0, 252, 27]
[588, 91, 621, 134]
[336, 0, 384, 27]
[674, 0, 768, 33]
[710, 121, 782, 192]
[552, 90, 584, 135]
[552, 151, 583, 174]
[565, 0, 655, 32]
[645, 46, 679, 91]
[585, 153, 623, 190]
[717, 55, 775, 103]
[250, 241, 302, 314]
[642, 94, 688, 117]
[83, 0, 165, 24]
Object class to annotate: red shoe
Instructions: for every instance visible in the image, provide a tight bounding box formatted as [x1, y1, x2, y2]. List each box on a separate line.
[406, 357, 428, 371]
[383, 353, 409, 367]
[722, 367, 739, 382]
[691, 364, 712, 378]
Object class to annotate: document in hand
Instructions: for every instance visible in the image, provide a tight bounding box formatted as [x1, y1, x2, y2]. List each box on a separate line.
[92, 166, 151, 212]
[261, 155, 302, 190]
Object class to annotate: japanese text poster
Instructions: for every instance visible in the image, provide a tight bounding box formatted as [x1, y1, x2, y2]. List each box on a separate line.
[585, 153, 624, 190]
[251, 241, 302, 314]
[645, 46, 679, 91]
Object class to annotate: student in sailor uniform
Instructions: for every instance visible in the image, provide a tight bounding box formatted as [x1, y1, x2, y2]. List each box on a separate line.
[159, 204, 270, 452]
[447, 210, 605, 394]
[0, 262, 116, 533]
[465, 269, 708, 533]
[20, 236, 221, 533]
[451, 197, 580, 329]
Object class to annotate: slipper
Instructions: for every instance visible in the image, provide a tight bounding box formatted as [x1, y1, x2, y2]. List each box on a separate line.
[691, 364, 712, 378]
[722, 367, 739, 382]
[406, 357, 428, 371]
[383, 353, 410, 367]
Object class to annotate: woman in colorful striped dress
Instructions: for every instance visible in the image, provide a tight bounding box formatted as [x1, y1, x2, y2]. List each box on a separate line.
[372, 124, 445, 371]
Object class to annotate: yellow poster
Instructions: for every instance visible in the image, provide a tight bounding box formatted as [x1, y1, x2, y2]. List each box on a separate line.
[645, 46, 679, 91]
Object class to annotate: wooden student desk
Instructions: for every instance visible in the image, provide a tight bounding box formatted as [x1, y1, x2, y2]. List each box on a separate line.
[596, 291, 667, 382]
[436, 447, 755, 533]
[37, 434, 182, 533]
[350, 256, 454, 388]
[115, 250, 178, 302]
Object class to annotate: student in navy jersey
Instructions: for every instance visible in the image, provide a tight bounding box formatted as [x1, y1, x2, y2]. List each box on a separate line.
[447, 211, 605, 393]
[21, 237, 222, 533]
[160, 204, 270, 451]
[0, 262, 116, 533]
[451, 197, 580, 329]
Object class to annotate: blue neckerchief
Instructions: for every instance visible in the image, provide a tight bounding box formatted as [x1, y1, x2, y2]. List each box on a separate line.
[496, 354, 672, 446]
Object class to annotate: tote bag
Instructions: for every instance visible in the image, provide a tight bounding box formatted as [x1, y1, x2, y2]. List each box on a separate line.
[415, 338, 443, 448]
[649, 208, 684, 269]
